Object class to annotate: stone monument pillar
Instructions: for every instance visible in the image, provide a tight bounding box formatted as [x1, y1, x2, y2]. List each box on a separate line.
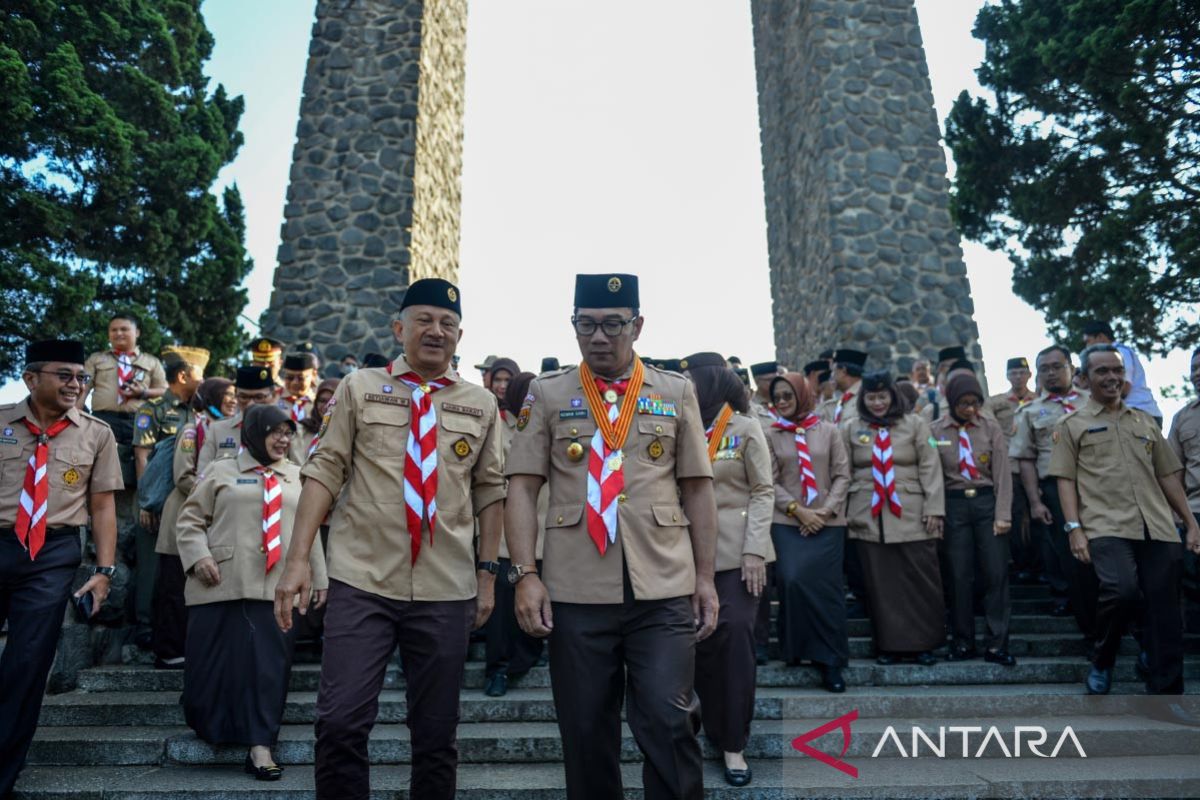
[750, 0, 982, 373]
[262, 0, 467, 361]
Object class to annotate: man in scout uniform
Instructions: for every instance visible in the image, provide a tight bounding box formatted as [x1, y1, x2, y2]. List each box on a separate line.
[0, 340, 122, 796]
[748, 361, 781, 421]
[248, 336, 285, 383]
[986, 356, 1040, 582]
[1010, 345, 1095, 631]
[195, 366, 280, 476]
[130, 347, 206, 645]
[278, 352, 319, 462]
[1167, 347, 1200, 527]
[505, 273, 720, 800]
[1049, 345, 1200, 723]
[819, 349, 866, 425]
[272, 278, 506, 800]
[1082, 320, 1163, 425]
[474, 354, 498, 388]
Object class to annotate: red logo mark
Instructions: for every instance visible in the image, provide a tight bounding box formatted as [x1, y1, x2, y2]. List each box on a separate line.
[791, 709, 859, 778]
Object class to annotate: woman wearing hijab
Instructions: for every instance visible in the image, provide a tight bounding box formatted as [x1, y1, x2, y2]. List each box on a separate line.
[683, 353, 774, 787]
[300, 378, 340, 462]
[764, 371, 851, 692]
[931, 373, 1015, 665]
[844, 371, 946, 666]
[175, 404, 329, 779]
[150, 377, 235, 669]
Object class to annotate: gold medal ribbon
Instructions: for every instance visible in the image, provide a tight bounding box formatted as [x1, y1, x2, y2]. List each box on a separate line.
[579, 358, 645, 452]
[706, 403, 734, 462]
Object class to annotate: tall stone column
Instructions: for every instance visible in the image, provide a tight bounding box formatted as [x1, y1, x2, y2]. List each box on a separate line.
[750, 0, 982, 374]
[262, 0, 467, 361]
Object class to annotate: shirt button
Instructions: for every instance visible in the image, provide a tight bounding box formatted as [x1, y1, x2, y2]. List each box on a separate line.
[618, 494, 627, 504]
[570, 428, 578, 436]
[672, 513, 678, 522]
[655, 425, 663, 434]
[556, 515, 564, 524]
[259, 546, 266, 554]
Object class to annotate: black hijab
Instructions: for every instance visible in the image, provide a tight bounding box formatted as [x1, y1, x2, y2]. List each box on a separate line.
[504, 372, 537, 417]
[689, 366, 749, 428]
[857, 370, 907, 428]
[241, 404, 295, 466]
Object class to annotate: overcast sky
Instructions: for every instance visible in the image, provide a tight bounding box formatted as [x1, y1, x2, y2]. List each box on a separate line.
[4, 0, 1190, 418]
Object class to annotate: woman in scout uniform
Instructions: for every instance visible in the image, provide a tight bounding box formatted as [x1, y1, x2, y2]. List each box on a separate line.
[175, 405, 328, 780]
[764, 372, 851, 692]
[931, 373, 1015, 665]
[684, 353, 773, 787]
[843, 371, 946, 666]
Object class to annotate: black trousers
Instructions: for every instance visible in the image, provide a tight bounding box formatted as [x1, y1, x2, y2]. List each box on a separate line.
[485, 558, 544, 677]
[1007, 478, 1043, 575]
[1089, 535, 1184, 694]
[550, 577, 702, 800]
[314, 580, 473, 800]
[1039, 478, 1098, 638]
[151, 554, 187, 661]
[944, 494, 1011, 650]
[695, 568, 759, 753]
[0, 528, 81, 797]
[753, 563, 774, 650]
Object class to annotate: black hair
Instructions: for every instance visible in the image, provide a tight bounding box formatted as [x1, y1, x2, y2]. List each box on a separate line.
[165, 359, 192, 384]
[1036, 344, 1073, 365]
[109, 313, 140, 329]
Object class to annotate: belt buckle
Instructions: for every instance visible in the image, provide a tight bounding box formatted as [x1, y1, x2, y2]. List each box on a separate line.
[964, 488, 977, 499]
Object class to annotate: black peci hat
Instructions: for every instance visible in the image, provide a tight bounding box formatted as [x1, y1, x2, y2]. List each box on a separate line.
[861, 370, 893, 392]
[1006, 357, 1030, 371]
[236, 364, 276, 390]
[680, 352, 726, 371]
[833, 349, 868, 368]
[1082, 320, 1114, 338]
[937, 346, 967, 364]
[802, 360, 827, 376]
[540, 357, 560, 373]
[750, 361, 779, 378]
[400, 278, 462, 317]
[26, 339, 86, 366]
[361, 353, 389, 369]
[574, 274, 639, 309]
[283, 353, 318, 371]
[948, 359, 975, 373]
[818, 349, 835, 360]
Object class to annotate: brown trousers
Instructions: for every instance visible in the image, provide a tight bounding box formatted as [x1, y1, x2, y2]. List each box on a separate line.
[694, 568, 759, 753]
[314, 580, 473, 800]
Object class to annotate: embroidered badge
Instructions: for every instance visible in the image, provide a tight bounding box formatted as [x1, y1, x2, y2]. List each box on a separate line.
[1052, 430, 1060, 443]
[859, 433, 872, 444]
[219, 436, 236, 449]
[447, 286, 458, 303]
[453, 438, 471, 458]
[2, 427, 12, 436]
[135, 414, 152, 430]
[566, 442, 585, 461]
[647, 439, 665, 460]
[607, 276, 622, 293]
[383, 384, 394, 394]
[559, 409, 589, 419]
[62, 467, 80, 486]
[979, 453, 990, 464]
[570, 397, 583, 408]
[181, 429, 197, 453]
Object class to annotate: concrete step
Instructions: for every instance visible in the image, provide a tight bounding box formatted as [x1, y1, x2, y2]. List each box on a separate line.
[25, 712, 1200, 767]
[38, 684, 1200, 728]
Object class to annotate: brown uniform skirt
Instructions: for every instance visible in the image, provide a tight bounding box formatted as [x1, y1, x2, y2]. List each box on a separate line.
[856, 539, 945, 653]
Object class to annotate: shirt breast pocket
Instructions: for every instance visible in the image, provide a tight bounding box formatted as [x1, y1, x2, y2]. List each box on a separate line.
[359, 404, 410, 457]
[635, 417, 677, 466]
[1079, 430, 1117, 464]
[49, 447, 95, 489]
[1180, 428, 1200, 460]
[441, 412, 483, 467]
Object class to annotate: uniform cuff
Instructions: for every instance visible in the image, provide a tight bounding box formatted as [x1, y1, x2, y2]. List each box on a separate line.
[472, 485, 507, 516]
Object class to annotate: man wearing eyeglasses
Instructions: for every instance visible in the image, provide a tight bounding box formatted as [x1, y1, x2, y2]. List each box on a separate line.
[0, 340, 122, 797]
[504, 273, 720, 799]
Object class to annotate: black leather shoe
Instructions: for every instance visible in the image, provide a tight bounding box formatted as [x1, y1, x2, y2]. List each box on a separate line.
[822, 665, 846, 694]
[915, 651, 938, 667]
[1050, 601, 1073, 617]
[946, 644, 978, 661]
[984, 649, 1016, 667]
[755, 645, 768, 666]
[154, 657, 185, 670]
[1086, 665, 1113, 695]
[723, 766, 752, 787]
[1145, 701, 1200, 728]
[244, 754, 283, 781]
[1135, 650, 1150, 681]
[876, 653, 897, 666]
[484, 672, 508, 697]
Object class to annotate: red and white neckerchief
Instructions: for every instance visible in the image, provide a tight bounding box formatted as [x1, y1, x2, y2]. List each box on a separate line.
[15, 416, 72, 560]
[253, 466, 283, 572]
[957, 423, 980, 480]
[288, 395, 311, 423]
[1048, 391, 1080, 414]
[193, 416, 211, 466]
[397, 370, 454, 564]
[580, 359, 645, 556]
[772, 413, 822, 504]
[1009, 392, 1033, 409]
[834, 391, 854, 423]
[113, 350, 136, 404]
[870, 425, 902, 518]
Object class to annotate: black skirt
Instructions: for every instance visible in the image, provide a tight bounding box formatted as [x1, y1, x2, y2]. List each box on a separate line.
[771, 523, 849, 666]
[183, 600, 297, 746]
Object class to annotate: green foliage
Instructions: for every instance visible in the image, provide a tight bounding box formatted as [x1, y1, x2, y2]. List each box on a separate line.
[946, 0, 1199, 354]
[0, 0, 251, 379]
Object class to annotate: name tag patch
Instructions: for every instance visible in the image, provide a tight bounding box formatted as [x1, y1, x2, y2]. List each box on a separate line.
[442, 403, 483, 418]
[0, 437, 18, 446]
[237, 478, 257, 485]
[1086, 426, 1108, 433]
[559, 409, 589, 420]
[219, 437, 236, 449]
[364, 393, 409, 406]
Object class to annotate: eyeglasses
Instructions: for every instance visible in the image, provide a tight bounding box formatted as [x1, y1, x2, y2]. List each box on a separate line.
[772, 391, 796, 404]
[36, 370, 92, 386]
[267, 428, 295, 440]
[1037, 362, 1069, 373]
[571, 316, 636, 337]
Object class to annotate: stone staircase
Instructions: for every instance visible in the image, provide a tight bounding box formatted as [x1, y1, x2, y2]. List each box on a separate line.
[12, 583, 1200, 798]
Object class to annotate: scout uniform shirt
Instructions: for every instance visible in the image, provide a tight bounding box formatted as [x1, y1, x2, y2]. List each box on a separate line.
[1047, 399, 1183, 543]
[986, 390, 1034, 475]
[929, 414, 1013, 521]
[504, 363, 713, 604]
[842, 414, 945, 544]
[1167, 398, 1200, 515]
[710, 412, 775, 572]
[154, 417, 205, 557]
[748, 395, 777, 424]
[819, 380, 862, 426]
[195, 413, 243, 477]
[83, 349, 166, 413]
[498, 409, 545, 561]
[176, 451, 329, 606]
[301, 358, 506, 602]
[278, 393, 317, 464]
[0, 401, 123, 528]
[1008, 390, 1090, 479]
[764, 416, 850, 527]
[133, 390, 192, 450]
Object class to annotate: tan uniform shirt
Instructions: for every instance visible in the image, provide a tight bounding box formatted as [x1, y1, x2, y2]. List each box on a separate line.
[195, 413, 242, 477]
[763, 416, 851, 527]
[710, 412, 775, 572]
[986, 391, 1035, 473]
[819, 380, 862, 426]
[749, 395, 777, 424]
[1167, 399, 1200, 515]
[843, 414, 945, 544]
[83, 350, 166, 414]
[1009, 390, 1090, 479]
[1047, 400, 1182, 543]
[278, 394, 317, 464]
[301, 359, 507, 602]
[176, 452, 329, 605]
[504, 364, 713, 604]
[0, 401, 123, 528]
[930, 415, 1012, 523]
[154, 417, 206, 557]
[498, 410, 545, 561]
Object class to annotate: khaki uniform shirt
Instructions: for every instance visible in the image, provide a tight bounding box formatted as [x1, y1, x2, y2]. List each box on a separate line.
[83, 350, 166, 414]
[1167, 399, 1200, 515]
[1009, 390, 1090, 479]
[930, 415, 1012, 523]
[154, 417, 206, 557]
[749, 395, 777, 424]
[711, 412, 775, 572]
[301, 359, 507, 602]
[986, 391, 1035, 473]
[0, 401, 123, 528]
[504, 364, 713, 604]
[133, 391, 192, 449]
[1047, 400, 1182, 543]
[195, 413, 243, 477]
[498, 410, 545, 561]
[843, 414, 945, 544]
[278, 394, 317, 464]
[819, 380, 862, 426]
[176, 452, 329, 605]
[763, 416, 850, 527]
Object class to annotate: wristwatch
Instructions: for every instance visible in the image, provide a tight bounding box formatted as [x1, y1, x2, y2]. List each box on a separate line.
[506, 563, 538, 586]
[476, 560, 500, 576]
[92, 565, 116, 578]
[1063, 521, 1083, 534]
[785, 501, 800, 518]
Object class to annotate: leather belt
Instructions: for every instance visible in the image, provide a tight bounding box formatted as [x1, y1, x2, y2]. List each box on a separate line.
[946, 486, 994, 500]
